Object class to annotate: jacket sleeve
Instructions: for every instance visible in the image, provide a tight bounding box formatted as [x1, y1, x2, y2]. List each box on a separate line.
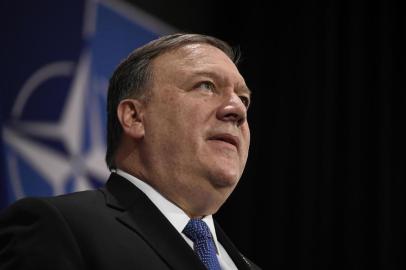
[0, 198, 85, 270]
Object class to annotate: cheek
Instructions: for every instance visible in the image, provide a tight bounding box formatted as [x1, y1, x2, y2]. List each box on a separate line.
[240, 126, 251, 162]
[154, 105, 201, 145]
[242, 123, 251, 146]
[148, 93, 214, 145]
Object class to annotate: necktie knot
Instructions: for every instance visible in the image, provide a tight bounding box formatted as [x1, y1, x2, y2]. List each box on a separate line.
[183, 219, 221, 270]
[183, 218, 213, 241]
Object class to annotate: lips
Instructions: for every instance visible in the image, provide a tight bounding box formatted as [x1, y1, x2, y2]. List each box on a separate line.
[208, 133, 239, 149]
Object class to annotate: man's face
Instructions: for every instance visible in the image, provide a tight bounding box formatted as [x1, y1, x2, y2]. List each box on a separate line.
[139, 43, 250, 215]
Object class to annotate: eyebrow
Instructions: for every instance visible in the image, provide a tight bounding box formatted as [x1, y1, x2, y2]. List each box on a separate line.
[192, 70, 252, 97]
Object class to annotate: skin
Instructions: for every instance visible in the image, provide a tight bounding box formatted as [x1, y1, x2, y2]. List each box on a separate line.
[116, 43, 251, 218]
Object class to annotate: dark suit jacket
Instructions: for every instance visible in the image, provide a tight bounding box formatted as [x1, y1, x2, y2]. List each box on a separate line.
[0, 173, 260, 270]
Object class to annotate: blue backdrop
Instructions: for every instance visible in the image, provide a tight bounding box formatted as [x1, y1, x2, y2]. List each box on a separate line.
[0, 0, 173, 208]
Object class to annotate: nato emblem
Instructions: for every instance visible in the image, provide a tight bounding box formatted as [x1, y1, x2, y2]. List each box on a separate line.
[0, 0, 172, 205]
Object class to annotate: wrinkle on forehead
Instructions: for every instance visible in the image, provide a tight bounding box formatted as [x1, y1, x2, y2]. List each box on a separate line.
[179, 44, 235, 67]
[181, 44, 245, 83]
[152, 43, 246, 88]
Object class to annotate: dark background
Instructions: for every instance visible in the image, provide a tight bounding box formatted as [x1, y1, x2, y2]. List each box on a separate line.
[124, 0, 406, 269]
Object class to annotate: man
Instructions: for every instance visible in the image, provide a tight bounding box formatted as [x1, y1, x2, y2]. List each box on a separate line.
[0, 33, 260, 270]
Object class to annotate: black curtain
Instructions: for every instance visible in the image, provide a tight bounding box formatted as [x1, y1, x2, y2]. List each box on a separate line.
[129, 0, 406, 268]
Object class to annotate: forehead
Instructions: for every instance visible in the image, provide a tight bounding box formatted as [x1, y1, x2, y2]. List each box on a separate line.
[151, 43, 246, 86]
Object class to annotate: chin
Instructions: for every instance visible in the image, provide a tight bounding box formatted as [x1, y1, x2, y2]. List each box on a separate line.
[209, 168, 241, 189]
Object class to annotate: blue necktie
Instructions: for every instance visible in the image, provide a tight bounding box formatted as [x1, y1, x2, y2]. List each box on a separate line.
[183, 219, 221, 270]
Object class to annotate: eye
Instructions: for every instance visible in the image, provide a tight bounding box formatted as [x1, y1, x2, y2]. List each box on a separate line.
[239, 96, 250, 108]
[196, 81, 215, 92]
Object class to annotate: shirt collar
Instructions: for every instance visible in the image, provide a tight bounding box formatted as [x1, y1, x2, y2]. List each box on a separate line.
[114, 169, 221, 254]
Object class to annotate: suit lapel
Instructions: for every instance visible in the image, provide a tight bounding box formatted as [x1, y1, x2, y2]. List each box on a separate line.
[102, 173, 206, 270]
[215, 221, 253, 270]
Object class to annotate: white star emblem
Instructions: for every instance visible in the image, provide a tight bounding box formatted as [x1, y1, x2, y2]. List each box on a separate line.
[2, 49, 109, 198]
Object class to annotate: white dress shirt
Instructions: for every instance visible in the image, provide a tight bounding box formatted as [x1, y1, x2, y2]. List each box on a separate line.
[115, 169, 237, 270]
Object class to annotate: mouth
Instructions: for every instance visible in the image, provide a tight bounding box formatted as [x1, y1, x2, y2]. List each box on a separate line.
[208, 133, 239, 149]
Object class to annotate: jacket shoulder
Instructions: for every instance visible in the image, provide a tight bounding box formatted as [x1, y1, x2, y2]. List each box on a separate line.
[0, 195, 90, 269]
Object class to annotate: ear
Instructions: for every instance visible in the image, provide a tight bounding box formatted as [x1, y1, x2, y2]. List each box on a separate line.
[117, 99, 145, 139]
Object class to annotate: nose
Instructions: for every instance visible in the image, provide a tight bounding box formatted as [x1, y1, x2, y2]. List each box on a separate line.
[216, 93, 247, 127]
